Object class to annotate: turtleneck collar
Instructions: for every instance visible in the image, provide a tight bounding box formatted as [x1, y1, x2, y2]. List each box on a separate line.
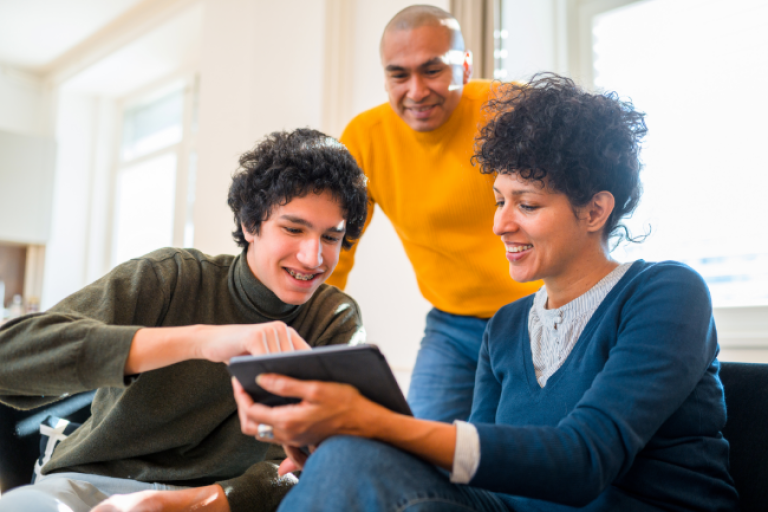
[231, 248, 301, 321]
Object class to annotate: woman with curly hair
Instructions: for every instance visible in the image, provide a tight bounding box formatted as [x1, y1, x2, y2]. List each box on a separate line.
[233, 75, 738, 512]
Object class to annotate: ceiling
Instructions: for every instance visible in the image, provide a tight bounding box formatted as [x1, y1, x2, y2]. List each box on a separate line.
[0, 0, 145, 72]
[62, 3, 201, 97]
[0, 0, 201, 98]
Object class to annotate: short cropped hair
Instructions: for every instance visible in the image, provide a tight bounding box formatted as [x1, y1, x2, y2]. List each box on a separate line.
[474, 73, 648, 243]
[382, 5, 464, 53]
[228, 129, 368, 250]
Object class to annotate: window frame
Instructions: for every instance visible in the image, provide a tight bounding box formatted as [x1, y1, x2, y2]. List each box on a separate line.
[110, 72, 199, 266]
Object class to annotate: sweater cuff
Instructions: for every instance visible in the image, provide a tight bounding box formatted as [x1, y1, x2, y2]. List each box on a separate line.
[451, 420, 481, 484]
[79, 325, 141, 389]
[219, 461, 298, 512]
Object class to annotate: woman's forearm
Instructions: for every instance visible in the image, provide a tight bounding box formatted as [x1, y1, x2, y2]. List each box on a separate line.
[365, 408, 458, 470]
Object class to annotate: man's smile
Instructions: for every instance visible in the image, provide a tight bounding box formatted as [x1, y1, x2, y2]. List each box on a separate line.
[286, 268, 321, 281]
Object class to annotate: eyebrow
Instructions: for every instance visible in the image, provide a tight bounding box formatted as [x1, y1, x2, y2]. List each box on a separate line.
[492, 187, 544, 196]
[279, 214, 346, 233]
[385, 57, 444, 73]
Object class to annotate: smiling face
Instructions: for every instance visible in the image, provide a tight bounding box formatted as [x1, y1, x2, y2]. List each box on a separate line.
[492, 173, 601, 287]
[381, 24, 470, 132]
[243, 191, 346, 305]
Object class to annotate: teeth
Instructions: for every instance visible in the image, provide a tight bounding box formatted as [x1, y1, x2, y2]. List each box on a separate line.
[288, 269, 316, 281]
[506, 244, 533, 253]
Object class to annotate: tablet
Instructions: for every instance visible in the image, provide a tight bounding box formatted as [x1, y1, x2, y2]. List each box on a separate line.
[228, 344, 412, 416]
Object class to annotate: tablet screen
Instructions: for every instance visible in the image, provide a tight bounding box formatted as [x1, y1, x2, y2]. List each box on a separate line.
[228, 344, 412, 416]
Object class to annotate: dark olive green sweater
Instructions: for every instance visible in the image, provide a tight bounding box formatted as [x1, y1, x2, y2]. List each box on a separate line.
[0, 248, 363, 512]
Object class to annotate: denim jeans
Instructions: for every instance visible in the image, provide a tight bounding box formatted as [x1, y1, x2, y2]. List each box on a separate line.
[407, 308, 490, 422]
[277, 436, 510, 512]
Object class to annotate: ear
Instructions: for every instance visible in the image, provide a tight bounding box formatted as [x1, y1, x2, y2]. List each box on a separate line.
[241, 222, 257, 243]
[463, 50, 473, 84]
[584, 191, 615, 235]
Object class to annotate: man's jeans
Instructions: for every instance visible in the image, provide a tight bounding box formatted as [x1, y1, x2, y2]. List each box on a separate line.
[277, 436, 510, 512]
[407, 308, 490, 422]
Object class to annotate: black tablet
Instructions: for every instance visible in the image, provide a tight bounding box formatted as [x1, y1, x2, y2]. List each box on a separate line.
[228, 344, 412, 416]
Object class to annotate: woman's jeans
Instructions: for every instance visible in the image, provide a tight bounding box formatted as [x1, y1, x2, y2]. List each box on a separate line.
[407, 308, 489, 422]
[277, 436, 510, 512]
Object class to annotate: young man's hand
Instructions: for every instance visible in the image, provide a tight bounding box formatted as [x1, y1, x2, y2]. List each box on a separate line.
[90, 485, 229, 512]
[277, 445, 315, 476]
[125, 321, 310, 375]
[195, 322, 309, 363]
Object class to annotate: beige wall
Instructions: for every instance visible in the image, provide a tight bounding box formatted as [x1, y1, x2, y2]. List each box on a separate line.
[193, 0, 326, 258]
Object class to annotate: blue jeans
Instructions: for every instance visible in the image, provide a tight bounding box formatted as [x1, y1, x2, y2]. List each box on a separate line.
[277, 436, 510, 512]
[408, 308, 489, 422]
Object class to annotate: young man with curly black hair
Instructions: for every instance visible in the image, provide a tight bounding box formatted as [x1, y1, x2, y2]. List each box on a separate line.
[0, 129, 368, 512]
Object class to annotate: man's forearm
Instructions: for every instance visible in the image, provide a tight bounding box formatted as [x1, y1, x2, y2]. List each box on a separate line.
[124, 325, 206, 375]
[124, 322, 304, 376]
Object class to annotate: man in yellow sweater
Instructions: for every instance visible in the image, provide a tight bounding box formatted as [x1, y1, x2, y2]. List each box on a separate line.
[326, 5, 541, 422]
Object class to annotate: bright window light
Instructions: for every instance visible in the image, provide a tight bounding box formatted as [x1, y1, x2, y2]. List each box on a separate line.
[113, 153, 177, 265]
[121, 88, 183, 161]
[594, 0, 768, 307]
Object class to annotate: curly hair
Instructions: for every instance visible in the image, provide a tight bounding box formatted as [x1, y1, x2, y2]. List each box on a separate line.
[228, 129, 368, 250]
[474, 73, 648, 243]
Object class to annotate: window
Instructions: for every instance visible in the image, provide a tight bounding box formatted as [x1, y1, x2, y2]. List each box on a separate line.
[113, 153, 177, 264]
[112, 78, 198, 265]
[591, 0, 768, 308]
[498, 0, 768, 358]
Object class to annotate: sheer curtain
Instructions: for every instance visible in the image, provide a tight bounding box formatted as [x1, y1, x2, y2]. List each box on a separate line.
[451, 0, 500, 79]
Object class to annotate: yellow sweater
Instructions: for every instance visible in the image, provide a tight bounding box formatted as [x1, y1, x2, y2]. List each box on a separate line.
[329, 81, 541, 318]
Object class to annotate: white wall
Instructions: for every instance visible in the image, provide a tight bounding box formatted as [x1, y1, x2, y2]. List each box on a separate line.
[0, 65, 52, 137]
[41, 92, 99, 309]
[0, 130, 56, 244]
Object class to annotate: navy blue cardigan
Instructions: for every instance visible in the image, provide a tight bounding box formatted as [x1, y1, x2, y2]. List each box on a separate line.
[469, 261, 738, 511]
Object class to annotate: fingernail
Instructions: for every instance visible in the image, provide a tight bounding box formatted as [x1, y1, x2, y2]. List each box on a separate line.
[256, 374, 263, 386]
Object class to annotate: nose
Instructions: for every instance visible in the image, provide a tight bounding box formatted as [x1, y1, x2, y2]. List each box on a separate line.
[406, 75, 430, 103]
[297, 237, 323, 268]
[493, 206, 518, 237]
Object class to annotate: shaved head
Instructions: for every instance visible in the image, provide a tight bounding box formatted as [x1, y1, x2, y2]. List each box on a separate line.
[380, 5, 465, 55]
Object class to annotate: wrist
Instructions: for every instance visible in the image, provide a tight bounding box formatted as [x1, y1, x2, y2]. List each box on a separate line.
[184, 324, 210, 360]
[357, 400, 398, 441]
